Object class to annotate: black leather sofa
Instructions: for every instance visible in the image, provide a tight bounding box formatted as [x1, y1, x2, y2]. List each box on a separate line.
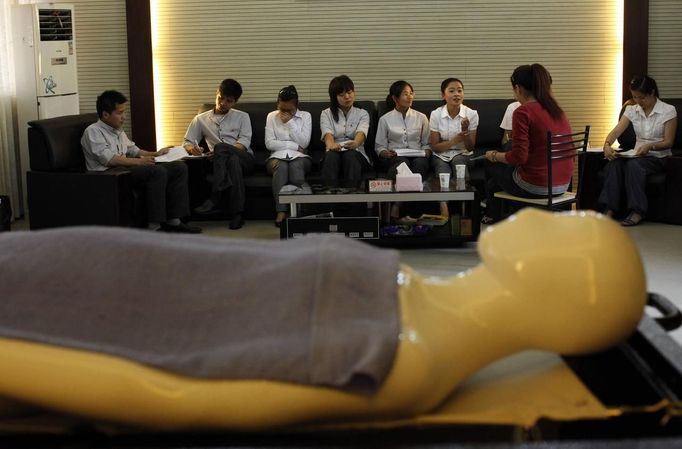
[25, 99, 512, 228]
[26, 113, 146, 230]
[190, 99, 509, 219]
[578, 98, 682, 225]
[189, 100, 379, 219]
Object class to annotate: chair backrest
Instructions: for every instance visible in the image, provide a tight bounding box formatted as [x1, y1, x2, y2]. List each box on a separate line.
[27, 113, 99, 172]
[378, 99, 509, 152]
[546, 125, 590, 209]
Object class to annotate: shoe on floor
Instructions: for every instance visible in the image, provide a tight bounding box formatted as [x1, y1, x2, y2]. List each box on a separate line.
[193, 199, 216, 214]
[274, 212, 286, 228]
[159, 222, 202, 234]
[394, 216, 418, 225]
[621, 212, 643, 227]
[480, 215, 496, 225]
[229, 214, 244, 230]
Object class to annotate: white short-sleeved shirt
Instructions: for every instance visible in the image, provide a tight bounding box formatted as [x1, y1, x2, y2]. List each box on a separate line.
[375, 108, 430, 156]
[183, 108, 253, 154]
[265, 109, 312, 160]
[500, 101, 521, 131]
[623, 99, 677, 158]
[320, 106, 372, 164]
[429, 104, 479, 161]
[81, 120, 140, 171]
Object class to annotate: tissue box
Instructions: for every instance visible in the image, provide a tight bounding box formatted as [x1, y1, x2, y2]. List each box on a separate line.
[395, 173, 423, 192]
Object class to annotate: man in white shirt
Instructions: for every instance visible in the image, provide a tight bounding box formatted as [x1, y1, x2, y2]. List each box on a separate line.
[81, 90, 201, 233]
[183, 79, 254, 230]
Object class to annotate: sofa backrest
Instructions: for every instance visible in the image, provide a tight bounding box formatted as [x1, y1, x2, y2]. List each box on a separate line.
[200, 101, 378, 168]
[301, 100, 378, 167]
[28, 113, 99, 171]
[617, 98, 682, 153]
[665, 99, 682, 149]
[376, 99, 510, 151]
[199, 99, 516, 166]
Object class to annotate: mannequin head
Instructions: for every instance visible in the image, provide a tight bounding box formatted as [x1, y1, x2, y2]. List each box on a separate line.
[478, 209, 645, 354]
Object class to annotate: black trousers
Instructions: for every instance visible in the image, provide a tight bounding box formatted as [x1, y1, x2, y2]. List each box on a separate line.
[378, 156, 430, 181]
[598, 156, 666, 215]
[484, 162, 548, 220]
[128, 161, 189, 223]
[212, 144, 256, 214]
[320, 150, 372, 188]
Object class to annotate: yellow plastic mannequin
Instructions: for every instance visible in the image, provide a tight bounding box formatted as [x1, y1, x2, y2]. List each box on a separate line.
[0, 209, 646, 430]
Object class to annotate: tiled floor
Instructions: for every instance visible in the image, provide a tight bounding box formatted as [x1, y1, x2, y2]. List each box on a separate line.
[10, 215, 682, 344]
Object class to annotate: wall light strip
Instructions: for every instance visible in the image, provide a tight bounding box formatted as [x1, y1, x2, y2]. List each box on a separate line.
[150, 0, 164, 147]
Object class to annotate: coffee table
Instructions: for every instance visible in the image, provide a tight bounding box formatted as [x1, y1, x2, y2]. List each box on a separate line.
[278, 178, 480, 247]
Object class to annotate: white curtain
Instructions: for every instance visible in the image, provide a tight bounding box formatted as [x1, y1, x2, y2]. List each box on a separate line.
[0, 0, 21, 219]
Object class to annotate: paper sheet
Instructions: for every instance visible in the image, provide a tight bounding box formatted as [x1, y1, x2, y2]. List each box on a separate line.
[338, 140, 354, 151]
[616, 149, 640, 158]
[154, 146, 188, 163]
[395, 148, 426, 157]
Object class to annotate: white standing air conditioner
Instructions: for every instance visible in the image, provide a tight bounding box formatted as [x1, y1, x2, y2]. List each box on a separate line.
[12, 3, 79, 214]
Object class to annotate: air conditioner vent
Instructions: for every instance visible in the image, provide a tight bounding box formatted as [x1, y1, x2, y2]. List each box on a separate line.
[38, 9, 73, 41]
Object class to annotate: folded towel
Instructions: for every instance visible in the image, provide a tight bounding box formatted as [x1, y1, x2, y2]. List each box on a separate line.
[0, 228, 401, 393]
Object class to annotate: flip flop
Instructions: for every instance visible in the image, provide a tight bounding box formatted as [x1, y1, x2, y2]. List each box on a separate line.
[620, 213, 643, 227]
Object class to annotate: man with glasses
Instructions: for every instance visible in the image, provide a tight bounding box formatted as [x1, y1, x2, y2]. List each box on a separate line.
[183, 79, 254, 230]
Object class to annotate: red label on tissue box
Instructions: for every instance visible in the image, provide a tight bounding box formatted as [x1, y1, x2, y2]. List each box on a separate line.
[368, 179, 393, 192]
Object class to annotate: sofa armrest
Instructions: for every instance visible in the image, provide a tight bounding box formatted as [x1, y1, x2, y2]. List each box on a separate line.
[27, 169, 136, 229]
[660, 156, 682, 224]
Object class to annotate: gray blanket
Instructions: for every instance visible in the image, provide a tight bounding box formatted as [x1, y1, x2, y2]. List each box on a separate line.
[0, 228, 401, 393]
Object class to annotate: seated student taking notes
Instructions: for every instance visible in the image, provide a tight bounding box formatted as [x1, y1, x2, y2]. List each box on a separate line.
[375, 80, 431, 221]
[81, 90, 201, 234]
[265, 85, 312, 227]
[320, 75, 373, 188]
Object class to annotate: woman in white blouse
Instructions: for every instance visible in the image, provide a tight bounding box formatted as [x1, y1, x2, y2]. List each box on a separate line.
[429, 78, 478, 215]
[600, 75, 678, 226]
[500, 101, 521, 150]
[375, 80, 431, 220]
[320, 75, 372, 188]
[265, 85, 313, 226]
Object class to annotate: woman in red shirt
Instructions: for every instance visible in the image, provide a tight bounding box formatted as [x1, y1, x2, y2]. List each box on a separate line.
[481, 64, 572, 224]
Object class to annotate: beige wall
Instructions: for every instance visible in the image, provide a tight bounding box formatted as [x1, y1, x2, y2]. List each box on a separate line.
[649, 0, 682, 97]
[69, 1, 680, 148]
[152, 0, 622, 147]
[70, 0, 131, 135]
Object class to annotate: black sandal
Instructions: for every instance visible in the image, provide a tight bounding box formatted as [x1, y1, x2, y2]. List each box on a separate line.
[481, 215, 496, 225]
[620, 212, 643, 227]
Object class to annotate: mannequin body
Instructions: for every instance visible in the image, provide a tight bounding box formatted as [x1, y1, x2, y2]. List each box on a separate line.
[0, 209, 646, 430]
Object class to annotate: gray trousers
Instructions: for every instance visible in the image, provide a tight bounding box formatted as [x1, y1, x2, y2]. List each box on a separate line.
[320, 150, 372, 188]
[211, 143, 255, 214]
[378, 156, 430, 181]
[128, 161, 189, 223]
[598, 156, 666, 215]
[267, 157, 312, 212]
[431, 154, 473, 179]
